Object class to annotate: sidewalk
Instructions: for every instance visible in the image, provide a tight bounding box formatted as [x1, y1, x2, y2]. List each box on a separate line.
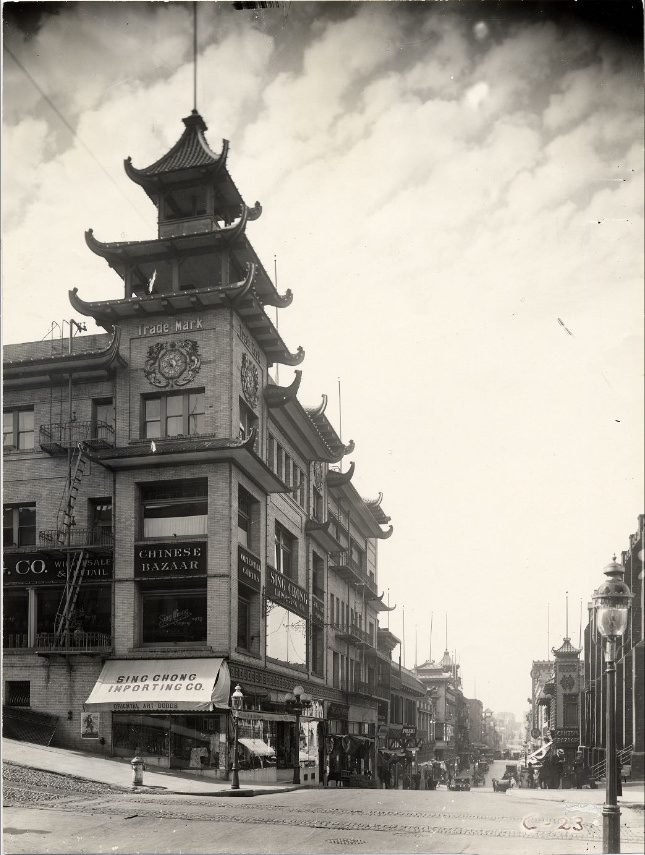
[505, 780, 644, 811]
[2, 738, 300, 797]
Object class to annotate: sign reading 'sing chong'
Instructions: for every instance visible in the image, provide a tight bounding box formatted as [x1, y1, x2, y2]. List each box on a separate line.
[107, 672, 203, 694]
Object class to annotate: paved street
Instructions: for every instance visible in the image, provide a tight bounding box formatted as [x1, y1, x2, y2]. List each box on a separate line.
[3, 760, 644, 855]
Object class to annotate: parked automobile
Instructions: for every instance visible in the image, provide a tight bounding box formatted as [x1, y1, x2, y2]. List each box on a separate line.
[449, 777, 471, 791]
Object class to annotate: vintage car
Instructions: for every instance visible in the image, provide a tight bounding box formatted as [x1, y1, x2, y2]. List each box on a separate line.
[449, 777, 471, 791]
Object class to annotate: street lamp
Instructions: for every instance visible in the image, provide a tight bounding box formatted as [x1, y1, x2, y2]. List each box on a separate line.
[230, 684, 244, 790]
[285, 684, 312, 784]
[592, 557, 633, 855]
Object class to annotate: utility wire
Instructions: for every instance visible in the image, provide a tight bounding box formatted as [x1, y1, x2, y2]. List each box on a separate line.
[5, 45, 148, 225]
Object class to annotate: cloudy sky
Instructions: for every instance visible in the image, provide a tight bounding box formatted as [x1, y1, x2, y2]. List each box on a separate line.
[3, 1, 643, 720]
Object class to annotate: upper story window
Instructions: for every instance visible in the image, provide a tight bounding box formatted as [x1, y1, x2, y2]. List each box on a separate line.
[238, 486, 259, 552]
[274, 522, 295, 580]
[90, 499, 112, 538]
[144, 390, 204, 439]
[141, 479, 207, 539]
[93, 399, 115, 441]
[3, 504, 36, 547]
[239, 399, 258, 446]
[3, 408, 34, 451]
[312, 552, 324, 599]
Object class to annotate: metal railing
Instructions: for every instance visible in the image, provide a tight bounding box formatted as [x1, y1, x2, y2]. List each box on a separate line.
[331, 621, 375, 648]
[39, 421, 115, 450]
[329, 551, 378, 595]
[3, 633, 29, 649]
[590, 745, 632, 780]
[39, 528, 113, 549]
[34, 632, 113, 651]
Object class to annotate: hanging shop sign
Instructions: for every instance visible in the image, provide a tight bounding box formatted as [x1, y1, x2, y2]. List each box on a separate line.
[311, 595, 325, 626]
[238, 546, 261, 592]
[134, 542, 207, 578]
[266, 566, 309, 619]
[401, 726, 417, 739]
[3, 553, 113, 585]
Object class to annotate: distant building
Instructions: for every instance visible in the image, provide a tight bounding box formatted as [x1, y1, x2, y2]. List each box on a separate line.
[582, 515, 644, 780]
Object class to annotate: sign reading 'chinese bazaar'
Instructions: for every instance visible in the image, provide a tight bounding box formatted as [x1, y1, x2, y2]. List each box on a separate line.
[554, 727, 579, 745]
[266, 566, 309, 619]
[134, 542, 207, 578]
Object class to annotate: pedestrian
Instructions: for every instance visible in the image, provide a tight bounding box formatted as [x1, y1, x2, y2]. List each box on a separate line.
[527, 763, 535, 789]
[573, 752, 584, 789]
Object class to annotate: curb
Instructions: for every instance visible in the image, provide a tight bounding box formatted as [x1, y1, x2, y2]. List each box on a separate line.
[133, 786, 302, 798]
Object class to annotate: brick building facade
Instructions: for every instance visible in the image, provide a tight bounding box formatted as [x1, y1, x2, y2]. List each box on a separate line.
[2, 109, 396, 786]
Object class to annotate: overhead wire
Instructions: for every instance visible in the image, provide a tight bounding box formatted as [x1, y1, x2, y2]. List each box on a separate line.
[4, 44, 149, 226]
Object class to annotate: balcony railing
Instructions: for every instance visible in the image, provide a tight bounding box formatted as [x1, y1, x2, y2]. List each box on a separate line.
[35, 632, 113, 652]
[329, 551, 378, 596]
[39, 421, 115, 453]
[39, 529, 114, 550]
[3, 633, 29, 649]
[332, 621, 375, 648]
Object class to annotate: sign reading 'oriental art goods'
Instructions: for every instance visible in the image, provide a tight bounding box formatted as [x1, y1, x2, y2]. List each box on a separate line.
[266, 566, 309, 619]
[238, 546, 262, 591]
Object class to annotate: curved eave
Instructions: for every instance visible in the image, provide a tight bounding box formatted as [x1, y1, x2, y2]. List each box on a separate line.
[326, 461, 355, 487]
[305, 518, 342, 554]
[88, 429, 288, 493]
[84, 210, 248, 264]
[123, 113, 228, 185]
[3, 328, 126, 387]
[376, 525, 394, 540]
[264, 371, 303, 407]
[365, 591, 397, 612]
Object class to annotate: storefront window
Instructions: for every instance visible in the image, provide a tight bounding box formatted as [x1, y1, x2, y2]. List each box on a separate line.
[3, 589, 29, 647]
[36, 585, 111, 637]
[266, 603, 307, 666]
[141, 583, 207, 644]
[112, 713, 224, 770]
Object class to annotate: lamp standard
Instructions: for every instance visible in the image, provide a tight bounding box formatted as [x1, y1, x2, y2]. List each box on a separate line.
[230, 684, 244, 790]
[285, 684, 313, 784]
[592, 557, 633, 855]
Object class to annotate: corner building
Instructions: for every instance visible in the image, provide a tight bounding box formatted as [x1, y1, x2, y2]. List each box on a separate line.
[2, 111, 394, 785]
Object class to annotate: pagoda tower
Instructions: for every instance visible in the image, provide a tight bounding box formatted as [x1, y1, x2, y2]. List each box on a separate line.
[72, 109, 304, 370]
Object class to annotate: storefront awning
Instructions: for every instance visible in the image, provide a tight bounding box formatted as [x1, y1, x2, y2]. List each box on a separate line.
[239, 738, 275, 757]
[84, 658, 230, 712]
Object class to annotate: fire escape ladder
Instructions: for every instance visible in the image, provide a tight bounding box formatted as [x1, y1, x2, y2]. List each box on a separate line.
[54, 550, 90, 643]
[56, 443, 88, 542]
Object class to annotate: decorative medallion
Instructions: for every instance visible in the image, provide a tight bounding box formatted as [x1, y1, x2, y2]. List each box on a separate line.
[144, 340, 201, 389]
[313, 461, 324, 490]
[559, 674, 575, 692]
[241, 353, 259, 409]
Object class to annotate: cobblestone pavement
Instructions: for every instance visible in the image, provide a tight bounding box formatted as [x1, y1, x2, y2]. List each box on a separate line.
[4, 762, 644, 855]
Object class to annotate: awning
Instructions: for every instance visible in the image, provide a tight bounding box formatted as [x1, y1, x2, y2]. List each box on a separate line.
[239, 738, 275, 757]
[84, 658, 230, 712]
[527, 741, 553, 765]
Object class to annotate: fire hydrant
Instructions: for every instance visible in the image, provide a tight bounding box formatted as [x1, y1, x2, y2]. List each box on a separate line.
[131, 755, 145, 786]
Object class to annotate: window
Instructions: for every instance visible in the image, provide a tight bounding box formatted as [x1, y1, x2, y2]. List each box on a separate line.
[3, 590, 29, 648]
[274, 523, 295, 580]
[5, 681, 30, 707]
[312, 625, 324, 676]
[36, 585, 112, 638]
[266, 604, 306, 666]
[332, 652, 340, 689]
[141, 479, 207, 539]
[144, 391, 205, 439]
[237, 487, 259, 552]
[90, 499, 112, 540]
[312, 487, 324, 522]
[3, 504, 36, 547]
[238, 594, 250, 650]
[293, 465, 305, 508]
[3, 408, 34, 450]
[93, 398, 115, 441]
[312, 552, 324, 600]
[141, 581, 207, 644]
[239, 399, 258, 442]
[563, 694, 579, 728]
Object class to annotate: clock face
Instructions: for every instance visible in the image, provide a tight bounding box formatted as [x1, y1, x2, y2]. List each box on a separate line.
[159, 349, 187, 379]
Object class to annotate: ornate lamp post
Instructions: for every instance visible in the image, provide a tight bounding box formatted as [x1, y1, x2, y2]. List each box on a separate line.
[592, 557, 633, 854]
[285, 684, 312, 784]
[230, 684, 244, 790]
